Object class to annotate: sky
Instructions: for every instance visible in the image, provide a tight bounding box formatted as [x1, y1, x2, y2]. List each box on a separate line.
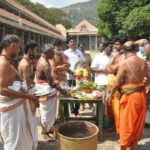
[30, 0, 90, 8]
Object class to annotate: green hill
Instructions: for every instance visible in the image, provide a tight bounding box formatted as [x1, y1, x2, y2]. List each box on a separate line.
[62, 0, 100, 26]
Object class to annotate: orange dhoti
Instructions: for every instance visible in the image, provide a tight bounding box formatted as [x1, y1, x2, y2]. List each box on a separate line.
[118, 83, 147, 147]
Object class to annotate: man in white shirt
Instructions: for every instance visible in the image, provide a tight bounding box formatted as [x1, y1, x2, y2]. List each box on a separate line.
[64, 37, 85, 115]
[91, 42, 113, 86]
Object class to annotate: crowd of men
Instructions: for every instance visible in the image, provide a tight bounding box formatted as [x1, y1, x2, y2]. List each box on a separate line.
[0, 34, 150, 150]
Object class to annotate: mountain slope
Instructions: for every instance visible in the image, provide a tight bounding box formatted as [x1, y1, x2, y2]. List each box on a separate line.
[62, 0, 100, 27]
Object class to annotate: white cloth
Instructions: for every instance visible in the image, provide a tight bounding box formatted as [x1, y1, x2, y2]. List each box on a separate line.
[136, 51, 145, 59]
[39, 97, 57, 133]
[0, 81, 28, 107]
[64, 48, 85, 80]
[0, 100, 37, 150]
[0, 81, 38, 150]
[91, 52, 113, 85]
[26, 100, 38, 149]
[36, 83, 57, 133]
[33, 83, 57, 96]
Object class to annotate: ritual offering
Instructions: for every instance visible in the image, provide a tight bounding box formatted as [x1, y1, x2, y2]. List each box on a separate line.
[71, 64, 104, 99]
[69, 81, 103, 100]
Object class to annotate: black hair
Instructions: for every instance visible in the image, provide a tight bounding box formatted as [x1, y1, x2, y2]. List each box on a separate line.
[66, 36, 74, 44]
[113, 35, 127, 45]
[78, 43, 85, 48]
[102, 41, 111, 48]
[0, 34, 20, 49]
[24, 40, 38, 54]
[53, 39, 63, 46]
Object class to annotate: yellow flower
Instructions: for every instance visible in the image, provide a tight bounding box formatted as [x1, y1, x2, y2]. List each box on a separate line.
[108, 74, 116, 86]
[83, 69, 88, 77]
[75, 68, 82, 76]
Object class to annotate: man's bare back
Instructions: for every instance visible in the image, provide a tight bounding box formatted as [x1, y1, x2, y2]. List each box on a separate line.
[114, 41, 150, 87]
[36, 57, 52, 81]
[119, 55, 149, 84]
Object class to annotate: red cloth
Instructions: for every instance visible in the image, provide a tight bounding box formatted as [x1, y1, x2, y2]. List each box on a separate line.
[36, 80, 47, 84]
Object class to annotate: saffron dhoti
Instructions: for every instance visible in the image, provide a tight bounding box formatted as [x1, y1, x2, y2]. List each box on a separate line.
[118, 83, 146, 147]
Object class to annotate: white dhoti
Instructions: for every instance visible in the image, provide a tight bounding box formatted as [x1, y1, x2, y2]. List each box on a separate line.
[39, 97, 57, 133]
[34, 83, 57, 133]
[0, 81, 38, 150]
[0, 100, 37, 150]
[26, 100, 38, 149]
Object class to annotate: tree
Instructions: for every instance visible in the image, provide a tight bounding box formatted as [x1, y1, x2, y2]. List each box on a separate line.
[16, 0, 72, 29]
[120, 4, 150, 39]
[97, 0, 150, 39]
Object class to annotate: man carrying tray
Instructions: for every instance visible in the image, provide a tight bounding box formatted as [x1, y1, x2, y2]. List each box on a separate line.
[35, 44, 67, 141]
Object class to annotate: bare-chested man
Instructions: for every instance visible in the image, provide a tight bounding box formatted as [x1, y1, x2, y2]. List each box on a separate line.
[18, 40, 39, 148]
[18, 40, 38, 88]
[104, 35, 127, 132]
[109, 41, 150, 150]
[50, 39, 69, 85]
[0, 35, 37, 150]
[49, 40, 70, 122]
[35, 44, 67, 140]
[105, 35, 127, 74]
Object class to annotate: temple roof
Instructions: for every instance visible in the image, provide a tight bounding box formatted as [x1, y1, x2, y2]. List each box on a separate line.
[74, 19, 97, 31]
[68, 19, 98, 35]
[0, 0, 65, 40]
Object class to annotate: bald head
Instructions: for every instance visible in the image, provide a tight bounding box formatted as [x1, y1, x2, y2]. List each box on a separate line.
[124, 41, 134, 47]
[123, 41, 135, 52]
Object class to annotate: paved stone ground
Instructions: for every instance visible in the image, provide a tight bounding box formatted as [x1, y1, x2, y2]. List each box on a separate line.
[0, 127, 150, 150]
[1, 108, 149, 150]
[37, 127, 150, 150]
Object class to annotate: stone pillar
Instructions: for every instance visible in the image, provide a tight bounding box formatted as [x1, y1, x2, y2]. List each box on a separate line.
[21, 31, 24, 46]
[33, 32, 36, 41]
[95, 35, 98, 50]
[89, 35, 91, 50]
[2, 25, 5, 37]
[48, 37, 51, 43]
[29, 32, 31, 40]
[13, 28, 16, 34]
[41, 35, 44, 49]
[76, 35, 79, 45]
[38, 34, 41, 49]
